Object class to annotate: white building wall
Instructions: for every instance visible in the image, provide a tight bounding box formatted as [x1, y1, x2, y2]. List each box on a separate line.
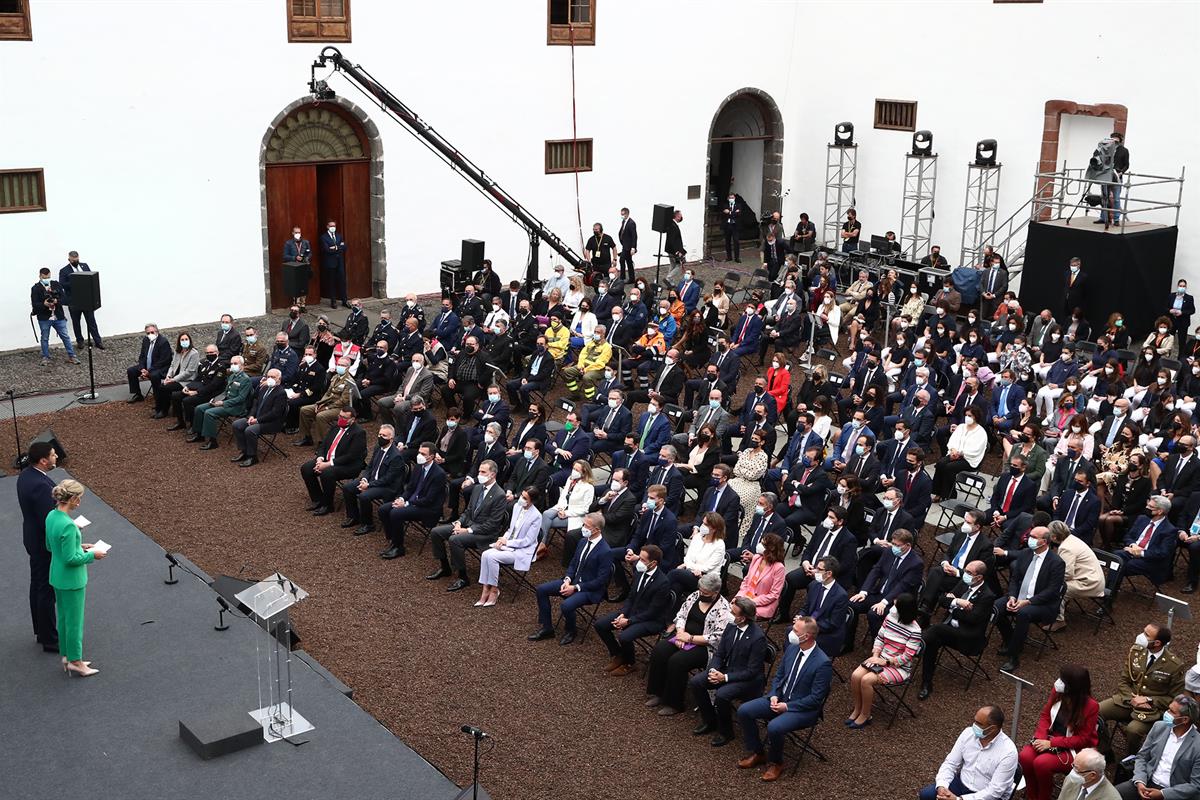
[0, 0, 1194, 352]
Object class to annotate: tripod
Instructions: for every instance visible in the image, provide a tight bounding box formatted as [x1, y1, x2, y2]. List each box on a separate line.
[77, 333, 107, 405]
[7, 389, 27, 470]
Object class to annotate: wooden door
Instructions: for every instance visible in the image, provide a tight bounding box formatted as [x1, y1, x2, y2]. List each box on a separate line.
[265, 164, 318, 305]
[317, 162, 371, 299]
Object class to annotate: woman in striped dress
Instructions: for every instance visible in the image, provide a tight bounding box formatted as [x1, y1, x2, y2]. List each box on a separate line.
[846, 592, 922, 729]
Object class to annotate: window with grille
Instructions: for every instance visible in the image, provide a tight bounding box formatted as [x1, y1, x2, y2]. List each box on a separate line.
[548, 0, 595, 45]
[545, 139, 593, 174]
[288, 0, 351, 42]
[0, 0, 31, 41]
[0, 169, 46, 213]
[874, 99, 918, 132]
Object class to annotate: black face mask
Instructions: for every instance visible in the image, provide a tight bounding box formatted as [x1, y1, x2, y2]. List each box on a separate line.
[289, 311, 299, 319]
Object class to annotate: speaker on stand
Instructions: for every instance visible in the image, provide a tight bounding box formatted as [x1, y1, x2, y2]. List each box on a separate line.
[70, 272, 107, 405]
[650, 204, 674, 289]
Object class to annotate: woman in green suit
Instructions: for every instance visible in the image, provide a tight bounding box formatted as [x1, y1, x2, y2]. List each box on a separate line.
[46, 479, 106, 677]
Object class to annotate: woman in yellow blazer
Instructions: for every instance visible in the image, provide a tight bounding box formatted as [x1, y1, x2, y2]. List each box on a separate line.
[46, 479, 106, 677]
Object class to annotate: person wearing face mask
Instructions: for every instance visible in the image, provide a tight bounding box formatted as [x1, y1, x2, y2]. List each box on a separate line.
[596, 543, 674, 678]
[1018, 669, 1101, 800]
[234, 325, 267, 378]
[720, 193, 743, 261]
[1115, 495, 1179, 588]
[667, 513, 727, 603]
[171, 345, 227, 431]
[309, 313, 336, 365]
[282, 227, 312, 311]
[1143, 315, 1178, 360]
[31, 267, 79, 366]
[426, 460, 508, 591]
[1034, 344, 1081, 416]
[1100, 624, 1188, 759]
[299, 406, 366, 514]
[917, 560, 995, 701]
[465, 384, 511, 451]
[736, 614, 832, 782]
[799, 555, 850, 657]
[336, 423, 405, 531]
[846, 529, 924, 646]
[430, 298, 462, 345]
[368, 310, 401, 355]
[351, 339, 398, 423]
[730, 303, 765, 358]
[992, 525, 1066, 671]
[537, 460, 596, 567]
[155, 332, 201, 420]
[57, 250, 105, 351]
[560, 325, 612, 400]
[583, 221, 616, 281]
[379, 352, 433, 426]
[320, 220, 348, 309]
[629, 345, 684, 408]
[279, 305, 311, 361]
[443, 334, 489, 416]
[689, 594, 764, 746]
[774, 506, 858, 623]
[611, 485, 679, 599]
[919, 706, 1017, 800]
[592, 467, 638, 554]
[990, 368, 1027, 433]
[1167, 281, 1196, 356]
[1050, 467, 1102, 546]
[1118, 695, 1200, 800]
[917, 510, 993, 621]
[628, 393, 672, 464]
[124, 323, 172, 404]
[471, 258, 501, 302]
[1056, 749, 1117, 800]
[529, 512, 614, 646]
[266, 331, 300, 388]
[281, 345, 327, 434]
[587, 387, 633, 455]
[474, 486, 543, 607]
[229, 368, 288, 467]
[187, 355, 254, 450]
[929, 405, 988, 501]
[1062, 257, 1088, 322]
[376, 442, 447, 559]
[847, 592, 922, 729]
[293, 356, 356, 447]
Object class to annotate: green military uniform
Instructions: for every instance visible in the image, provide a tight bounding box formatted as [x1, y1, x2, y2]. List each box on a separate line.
[242, 342, 268, 377]
[299, 371, 356, 442]
[1099, 643, 1186, 756]
[46, 508, 94, 663]
[193, 370, 254, 438]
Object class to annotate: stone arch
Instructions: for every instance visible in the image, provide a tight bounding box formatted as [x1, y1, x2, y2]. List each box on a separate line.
[258, 96, 386, 308]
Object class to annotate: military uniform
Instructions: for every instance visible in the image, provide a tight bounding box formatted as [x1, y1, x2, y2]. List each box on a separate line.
[241, 341, 268, 377]
[192, 370, 254, 439]
[397, 304, 426, 335]
[286, 357, 328, 430]
[1099, 644, 1187, 755]
[299, 371, 356, 443]
[175, 356, 227, 425]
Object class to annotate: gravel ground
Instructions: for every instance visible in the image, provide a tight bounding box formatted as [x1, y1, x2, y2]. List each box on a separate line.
[6, 258, 1194, 799]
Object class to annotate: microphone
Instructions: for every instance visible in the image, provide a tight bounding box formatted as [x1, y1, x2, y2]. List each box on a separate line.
[460, 725, 488, 739]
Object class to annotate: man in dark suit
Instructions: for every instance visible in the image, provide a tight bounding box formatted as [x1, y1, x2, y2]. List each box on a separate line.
[125, 323, 172, 403]
[1158, 436, 1200, 520]
[426, 460, 508, 591]
[1063, 258, 1087, 322]
[684, 340, 740, 408]
[545, 411, 594, 491]
[628, 349, 685, 408]
[595, 545, 673, 676]
[730, 305, 765, 357]
[1052, 469, 1102, 546]
[1168, 279, 1196, 350]
[665, 209, 685, 271]
[214, 314, 243, 366]
[467, 387, 511, 448]
[988, 454, 1039, 531]
[804, 557, 851, 659]
[530, 513, 614, 646]
[378, 442, 447, 558]
[918, 509, 993, 621]
[430, 298, 462, 344]
[642, 445, 686, 517]
[691, 596, 767, 746]
[617, 207, 638, 282]
[761, 234, 788, 282]
[505, 336, 554, 407]
[596, 468, 639, 554]
[989, 370, 1026, 433]
[736, 616, 832, 782]
[613, 486, 679, 598]
[394, 396, 439, 464]
[1037, 437, 1095, 512]
[59, 251, 103, 349]
[856, 488, 916, 586]
[993, 524, 1067, 671]
[727, 491, 789, 566]
[919, 560, 995, 700]
[845, 529, 924, 647]
[505, 438, 550, 501]
[720, 192, 742, 262]
[1116, 497, 1178, 586]
[775, 506, 858, 622]
[281, 306, 311, 360]
[320, 219, 348, 309]
[231, 368, 288, 467]
[17, 442, 59, 652]
[631, 398, 672, 457]
[300, 407, 367, 515]
[780, 446, 834, 535]
[339, 425, 405, 534]
[688, 464, 741, 547]
[588, 387, 633, 456]
[498, 280, 528, 320]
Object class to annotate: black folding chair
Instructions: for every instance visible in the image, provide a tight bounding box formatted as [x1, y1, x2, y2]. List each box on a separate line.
[932, 610, 996, 691]
[1026, 583, 1067, 660]
[557, 596, 605, 644]
[786, 693, 830, 774]
[257, 428, 289, 462]
[873, 641, 924, 728]
[1071, 549, 1122, 633]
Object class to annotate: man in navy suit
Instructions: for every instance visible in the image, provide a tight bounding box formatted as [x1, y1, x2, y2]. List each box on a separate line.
[687, 464, 741, 546]
[993, 524, 1067, 671]
[126, 323, 173, 403]
[642, 445, 685, 516]
[775, 506, 858, 621]
[736, 615, 832, 781]
[59, 250, 103, 349]
[1168, 279, 1196, 350]
[587, 387, 632, 455]
[676, 268, 701, 312]
[468, 387, 510, 448]
[340, 424, 405, 534]
[845, 529, 924, 647]
[430, 298, 462, 344]
[1116, 497, 1178, 586]
[856, 488, 917, 585]
[17, 442, 59, 652]
[231, 367, 289, 467]
[631, 396, 672, 456]
[594, 544, 673, 675]
[989, 369, 1026, 432]
[728, 492, 789, 565]
[378, 442, 447, 558]
[765, 415, 823, 492]
[719, 192, 742, 262]
[617, 207, 637, 282]
[987, 454, 1038, 531]
[684, 338, 740, 409]
[612, 487, 679, 598]
[893, 447, 934, 525]
[803, 557, 850, 658]
[781, 446, 834, 534]
[546, 411, 594, 491]
[730, 305, 764, 358]
[691, 596, 767, 746]
[320, 219, 348, 309]
[1052, 469, 1101, 546]
[530, 513, 614, 646]
[505, 336, 554, 407]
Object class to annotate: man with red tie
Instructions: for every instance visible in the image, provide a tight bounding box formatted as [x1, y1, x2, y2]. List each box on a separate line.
[730, 304, 764, 358]
[1116, 496, 1178, 587]
[300, 407, 367, 516]
[988, 455, 1038, 530]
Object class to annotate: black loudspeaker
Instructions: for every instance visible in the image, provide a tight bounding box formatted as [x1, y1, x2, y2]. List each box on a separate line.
[70, 271, 102, 312]
[461, 239, 485, 272]
[282, 262, 312, 297]
[32, 428, 67, 463]
[651, 204, 674, 234]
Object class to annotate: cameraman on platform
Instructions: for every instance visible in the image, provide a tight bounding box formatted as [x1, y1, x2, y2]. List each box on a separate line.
[31, 268, 80, 367]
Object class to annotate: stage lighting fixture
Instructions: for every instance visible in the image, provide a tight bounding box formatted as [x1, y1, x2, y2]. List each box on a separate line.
[833, 122, 855, 147]
[911, 130, 934, 157]
[974, 139, 998, 167]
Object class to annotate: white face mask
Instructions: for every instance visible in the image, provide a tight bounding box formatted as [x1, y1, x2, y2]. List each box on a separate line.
[755, 542, 766, 555]
[821, 518, 834, 529]
[293, 232, 302, 240]
[787, 630, 803, 646]
[882, 497, 895, 510]
[1053, 678, 1066, 694]
[328, 227, 336, 234]
[146, 332, 158, 341]
[415, 453, 427, 465]
[698, 524, 710, 538]
[483, 433, 496, 445]
[570, 469, 582, 480]
[476, 473, 491, 485]
[265, 377, 277, 387]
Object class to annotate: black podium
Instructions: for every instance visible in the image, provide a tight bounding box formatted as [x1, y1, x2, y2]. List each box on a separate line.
[283, 261, 312, 298]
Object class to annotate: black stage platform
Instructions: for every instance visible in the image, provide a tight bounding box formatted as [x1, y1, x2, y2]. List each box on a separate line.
[0, 470, 461, 800]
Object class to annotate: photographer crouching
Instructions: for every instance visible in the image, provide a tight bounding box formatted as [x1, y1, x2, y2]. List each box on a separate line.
[31, 268, 80, 367]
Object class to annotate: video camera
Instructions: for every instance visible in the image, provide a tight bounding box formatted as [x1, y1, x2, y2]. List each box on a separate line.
[1086, 136, 1117, 182]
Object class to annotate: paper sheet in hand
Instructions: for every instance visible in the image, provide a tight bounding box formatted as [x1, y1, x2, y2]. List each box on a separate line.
[91, 540, 111, 555]
[75, 515, 91, 529]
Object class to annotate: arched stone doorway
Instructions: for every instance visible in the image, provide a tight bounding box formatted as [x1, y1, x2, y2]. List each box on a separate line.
[259, 97, 386, 310]
[704, 88, 784, 259]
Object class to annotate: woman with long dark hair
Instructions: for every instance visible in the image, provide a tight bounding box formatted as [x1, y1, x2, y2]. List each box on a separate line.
[1017, 663, 1099, 800]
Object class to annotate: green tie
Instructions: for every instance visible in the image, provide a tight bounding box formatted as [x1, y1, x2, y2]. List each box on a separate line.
[640, 414, 655, 448]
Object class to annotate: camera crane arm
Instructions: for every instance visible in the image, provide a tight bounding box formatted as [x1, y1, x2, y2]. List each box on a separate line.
[309, 47, 588, 292]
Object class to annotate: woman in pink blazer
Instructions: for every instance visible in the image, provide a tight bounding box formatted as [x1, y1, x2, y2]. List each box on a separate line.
[735, 533, 787, 619]
[476, 487, 542, 607]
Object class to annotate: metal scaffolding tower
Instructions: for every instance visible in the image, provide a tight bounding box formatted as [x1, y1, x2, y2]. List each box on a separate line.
[823, 144, 857, 246]
[958, 163, 1002, 268]
[899, 153, 938, 262]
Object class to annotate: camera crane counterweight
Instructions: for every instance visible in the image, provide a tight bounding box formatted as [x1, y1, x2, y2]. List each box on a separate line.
[308, 47, 587, 292]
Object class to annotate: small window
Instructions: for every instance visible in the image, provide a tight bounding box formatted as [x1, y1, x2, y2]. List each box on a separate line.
[0, 169, 46, 213]
[545, 139, 593, 174]
[874, 99, 918, 132]
[0, 0, 32, 41]
[687, 185, 702, 200]
[547, 0, 595, 45]
[288, 0, 350, 43]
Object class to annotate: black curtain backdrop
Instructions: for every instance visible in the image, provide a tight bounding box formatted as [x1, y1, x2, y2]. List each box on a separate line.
[1018, 222, 1178, 337]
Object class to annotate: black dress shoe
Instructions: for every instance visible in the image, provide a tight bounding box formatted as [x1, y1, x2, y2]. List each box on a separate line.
[692, 722, 715, 736]
[94, 343, 106, 350]
[166, 422, 185, 431]
[558, 632, 576, 646]
[185, 433, 202, 443]
[292, 438, 313, 447]
[379, 546, 402, 560]
[918, 685, 932, 701]
[340, 519, 359, 529]
[527, 628, 555, 642]
[312, 506, 331, 516]
[447, 578, 470, 592]
[284, 427, 299, 435]
[41, 641, 60, 654]
[127, 394, 144, 404]
[238, 457, 257, 468]
[151, 412, 166, 420]
[305, 502, 322, 511]
[230, 452, 247, 462]
[710, 733, 733, 747]
[353, 525, 375, 536]
[1184, 584, 1197, 594]
[1000, 658, 1020, 672]
[426, 567, 451, 580]
[199, 439, 219, 450]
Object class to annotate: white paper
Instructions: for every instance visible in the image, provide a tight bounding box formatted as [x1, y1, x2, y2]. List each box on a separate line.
[91, 539, 111, 555]
[75, 515, 91, 529]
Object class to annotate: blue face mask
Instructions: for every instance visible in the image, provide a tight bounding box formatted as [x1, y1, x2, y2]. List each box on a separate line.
[754, 505, 765, 516]
[336, 365, 347, 375]
[800, 456, 812, 468]
[962, 573, 975, 586]
[643, 499, 656, 511]
[855, 445, 865, 456]
[1163, 711, 1177, 726]
[914, 358, 924, 367]
[971, 723, 988, 739]
[523, 450, 535, 461]
[890, 544, 903, 557]
[709, 399, 721, 409]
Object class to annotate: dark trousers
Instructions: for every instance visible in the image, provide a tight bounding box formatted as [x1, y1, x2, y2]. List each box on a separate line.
[535, 582, 600, 634]
[920, 623, 981, 689]
[619, 248, 635, 282]
[323, 264, 347, 303]
[666, 569, 701, 605]
[180, 392, 209, 425]
[723, 230, 740, 261]
[444, 383, 483, 418]
[692, 672, 762, 737]
[27, 547, 56, 644]
[505, 377, 545, 407]
[127, 366, 163, 398]
[594, 612, 662, 666]
[340, 482, 396, 526]
[931, 456, 974, 498]
[378, 502, 440, 550]
[738, 697, 819, 764]
[776, 567, 815, 621]
[645, 637, 708, 709]
[159, 383, 186, 415]
[1188, 540, 1200, 585]
[300, 458, 359, 508]
[844, 592, 885, 651]
[69, 306, 102, 347]
[919, 775, 975, 800]
[993, 597, 1057, 658]
[233, 418, 282, 457]
[356, 385, 390, 419]
[287, 397, 314, 429]
[431, 524, 492, 578]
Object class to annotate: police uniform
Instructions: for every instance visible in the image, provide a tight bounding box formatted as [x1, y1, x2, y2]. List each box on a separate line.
[192, 371, 254, 439]
[1099, 644, 1187, 755]
[397, 305, 426, 335]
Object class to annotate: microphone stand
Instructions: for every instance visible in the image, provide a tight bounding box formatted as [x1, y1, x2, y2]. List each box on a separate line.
[7, 389, 27, 470]
[77, 332, 107, 405]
